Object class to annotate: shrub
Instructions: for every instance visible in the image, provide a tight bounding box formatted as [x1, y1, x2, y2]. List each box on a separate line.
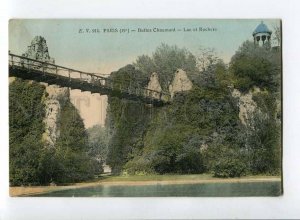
[212, 157, 247, 178]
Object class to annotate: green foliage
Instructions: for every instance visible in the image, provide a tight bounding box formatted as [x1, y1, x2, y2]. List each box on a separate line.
[10, 79, 96, 185]
[230, 40, 281, 92]
[133, 55, 156, 82]
[144, 125, 204, 174]
[175, 135, 206, 174]
[246, 93, 281, 175]
[54, 101, 94, 183]
[231, 56, 273, 91]
[134, 43, 198, 91]
[196, 47, 222, 72]
[229, 41, 282, 175]
[109, 64, 148, 96]
[106, 98, 152, 174]
[106, 42, 281, 178]
[123, 62, 241, 175]
[37, 148, 58, 184]
[87, 125, 110, 174]
[10, 40, 282, 184]
[205, 144, 248, 178]
[106, 68, 153, 174]
[212, 157, 247, 178]
[9, 79, 46, 186]
[37, 101, 98, 185]
[57, 102, 88, 151]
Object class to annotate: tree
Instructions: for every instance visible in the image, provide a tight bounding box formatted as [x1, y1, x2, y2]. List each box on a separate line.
[245, 92, 281, 174]
[174, 135, 206, 174]
[230, 40, 281, 92]
[87, 125, 110, 174]
[133, 55, 156, 84]
[133, 43, 198, 91]
[196, 46, 221, 72]
[229, 40, 282, 175]
[9, 79, 46, 186]
[54, 101, 94, 183]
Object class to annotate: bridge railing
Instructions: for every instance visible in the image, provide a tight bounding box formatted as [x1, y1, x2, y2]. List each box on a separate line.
[9, 53, 111, 84]
[9, 53, 171, 102]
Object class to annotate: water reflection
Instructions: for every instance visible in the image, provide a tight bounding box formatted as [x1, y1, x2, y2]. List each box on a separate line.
[33, 181, 282, 197]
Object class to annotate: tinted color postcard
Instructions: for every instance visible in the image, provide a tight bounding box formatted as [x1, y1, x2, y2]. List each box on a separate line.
[9, 19, 282, 197]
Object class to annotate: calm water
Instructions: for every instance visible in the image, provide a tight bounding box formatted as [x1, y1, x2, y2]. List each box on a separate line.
[33, 181, 282, 197]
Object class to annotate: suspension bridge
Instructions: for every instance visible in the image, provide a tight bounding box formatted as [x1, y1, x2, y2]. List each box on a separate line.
[9, 53, 170, 106]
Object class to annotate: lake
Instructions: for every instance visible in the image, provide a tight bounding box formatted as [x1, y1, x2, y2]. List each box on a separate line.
[32, 181, 282, 197]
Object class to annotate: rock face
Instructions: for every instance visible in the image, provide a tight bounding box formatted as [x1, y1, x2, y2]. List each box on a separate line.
[169, 69, 193, 99]
[232, 88, 258, 125]
[22, 36, 55, 64]
[145, 69, 193, 101]
[146, 72, 162, 99]
[43, 85, 69, 147]
[20, 36, 67, 147]
[9, 79, 69, 148]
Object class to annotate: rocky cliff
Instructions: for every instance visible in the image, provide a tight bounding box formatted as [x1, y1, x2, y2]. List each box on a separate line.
[232, 88, 258, 125]
[146, 69, 193, 100]
[42, 85, 69, 147]
[22, 36, 55, 64]
[17, 36, 68, 147]
[146, 72, 162, 99]
[169, 69, 193, 99]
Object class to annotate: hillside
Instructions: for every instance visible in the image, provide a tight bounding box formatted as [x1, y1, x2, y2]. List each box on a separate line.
[106, 42, 281, 177]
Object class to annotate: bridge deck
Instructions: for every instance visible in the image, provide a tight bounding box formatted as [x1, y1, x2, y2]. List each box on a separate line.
[9, 53, 170, 106]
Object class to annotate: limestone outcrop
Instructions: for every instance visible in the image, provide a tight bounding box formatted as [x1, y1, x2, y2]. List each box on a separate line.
[146, 72, 162, 99]
[231, 86, 269, 127]
[232, 89, 257, 125]
[22, 36, 55, 64]
[169, 69, 193, 99]
[145, 69, 193, 101]
[43, 85, 69, 147]
[19, 36, 67, 147]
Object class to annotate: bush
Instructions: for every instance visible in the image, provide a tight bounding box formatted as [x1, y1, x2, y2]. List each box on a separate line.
[212, 157, 247, 178]
[124, 156, 154, 175]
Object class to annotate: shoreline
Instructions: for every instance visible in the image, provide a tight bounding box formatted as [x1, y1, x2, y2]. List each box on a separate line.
[9, 175, 281, 197]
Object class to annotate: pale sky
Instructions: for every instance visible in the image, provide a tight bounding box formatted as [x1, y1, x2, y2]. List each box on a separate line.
[9, 19, 280, 128]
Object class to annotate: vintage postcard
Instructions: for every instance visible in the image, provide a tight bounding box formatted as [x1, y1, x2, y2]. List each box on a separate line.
[9, 19, 282, 197]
